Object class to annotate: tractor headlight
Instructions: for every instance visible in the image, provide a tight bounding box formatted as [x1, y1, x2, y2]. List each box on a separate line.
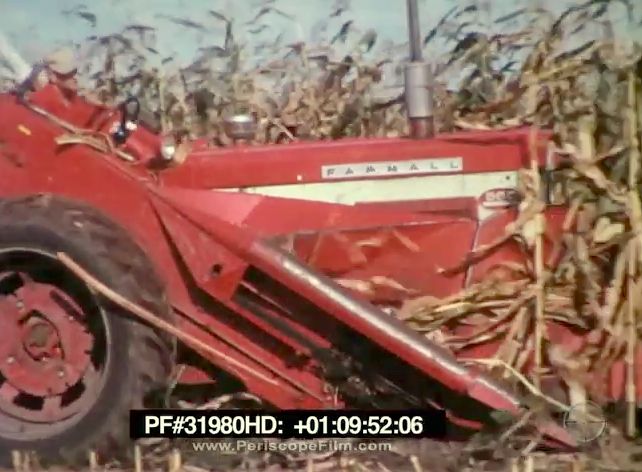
[160, 135, 177, 161]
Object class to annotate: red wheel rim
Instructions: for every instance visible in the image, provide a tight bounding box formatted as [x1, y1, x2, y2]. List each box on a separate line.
[0, 250, 110, 440]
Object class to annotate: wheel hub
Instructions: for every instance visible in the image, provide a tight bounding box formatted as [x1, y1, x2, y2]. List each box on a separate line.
[23, 319, 59, 360]
[0, 275, 93, 398]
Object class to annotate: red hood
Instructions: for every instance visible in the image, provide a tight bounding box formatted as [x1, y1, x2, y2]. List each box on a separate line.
[160, 127, 551, 190]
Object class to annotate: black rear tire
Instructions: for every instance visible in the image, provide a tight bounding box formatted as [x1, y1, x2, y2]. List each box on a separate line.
[0, 194, 174, 465]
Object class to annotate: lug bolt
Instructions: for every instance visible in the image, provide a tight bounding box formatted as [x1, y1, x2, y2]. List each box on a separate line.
[6, 357, 15, 364]
[57, 370, 65, 378]
[16, 300, 24, 310]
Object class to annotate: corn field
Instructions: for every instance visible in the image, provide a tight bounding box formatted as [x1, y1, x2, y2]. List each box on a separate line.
[3, 0, 642, 470]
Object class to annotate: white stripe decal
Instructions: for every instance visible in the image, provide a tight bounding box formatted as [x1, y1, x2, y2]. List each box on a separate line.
[225, 171, 518, 207]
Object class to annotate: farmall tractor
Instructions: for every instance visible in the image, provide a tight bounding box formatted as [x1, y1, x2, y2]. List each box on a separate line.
[0, 0, 639, 464]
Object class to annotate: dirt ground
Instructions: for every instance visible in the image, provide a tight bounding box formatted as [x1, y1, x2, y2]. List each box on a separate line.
[13, 435, 632, 472]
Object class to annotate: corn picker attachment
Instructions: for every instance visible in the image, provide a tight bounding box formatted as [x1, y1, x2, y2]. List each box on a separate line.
[0, 0, 639, 464]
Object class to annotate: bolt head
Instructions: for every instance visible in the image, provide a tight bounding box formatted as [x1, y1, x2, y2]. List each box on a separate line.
[57, 370, 65, 378]
[6, 357, 15, 364]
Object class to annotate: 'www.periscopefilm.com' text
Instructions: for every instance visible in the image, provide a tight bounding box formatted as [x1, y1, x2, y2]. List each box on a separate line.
[189, 439, 395, 455]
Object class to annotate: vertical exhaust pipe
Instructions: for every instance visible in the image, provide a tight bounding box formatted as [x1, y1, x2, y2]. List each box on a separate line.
[405, 0, 435, 139]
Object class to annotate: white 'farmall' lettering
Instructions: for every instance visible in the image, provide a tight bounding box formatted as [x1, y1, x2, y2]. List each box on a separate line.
[321, 157, 463, 180]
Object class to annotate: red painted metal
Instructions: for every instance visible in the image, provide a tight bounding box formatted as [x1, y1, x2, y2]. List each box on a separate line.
[0, 277, 91, 397]
[0, 269, 100, 425]
[159, 128, 543, 190]
[0, 82, 623, 450]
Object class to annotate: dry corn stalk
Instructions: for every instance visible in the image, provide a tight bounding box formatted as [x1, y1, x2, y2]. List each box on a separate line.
[529, 130, 546, 391]
[625, 69, 640, 437]
[394, 19, 642, 438]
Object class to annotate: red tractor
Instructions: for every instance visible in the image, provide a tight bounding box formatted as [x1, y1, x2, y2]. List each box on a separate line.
[0, 0, 638, 464]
